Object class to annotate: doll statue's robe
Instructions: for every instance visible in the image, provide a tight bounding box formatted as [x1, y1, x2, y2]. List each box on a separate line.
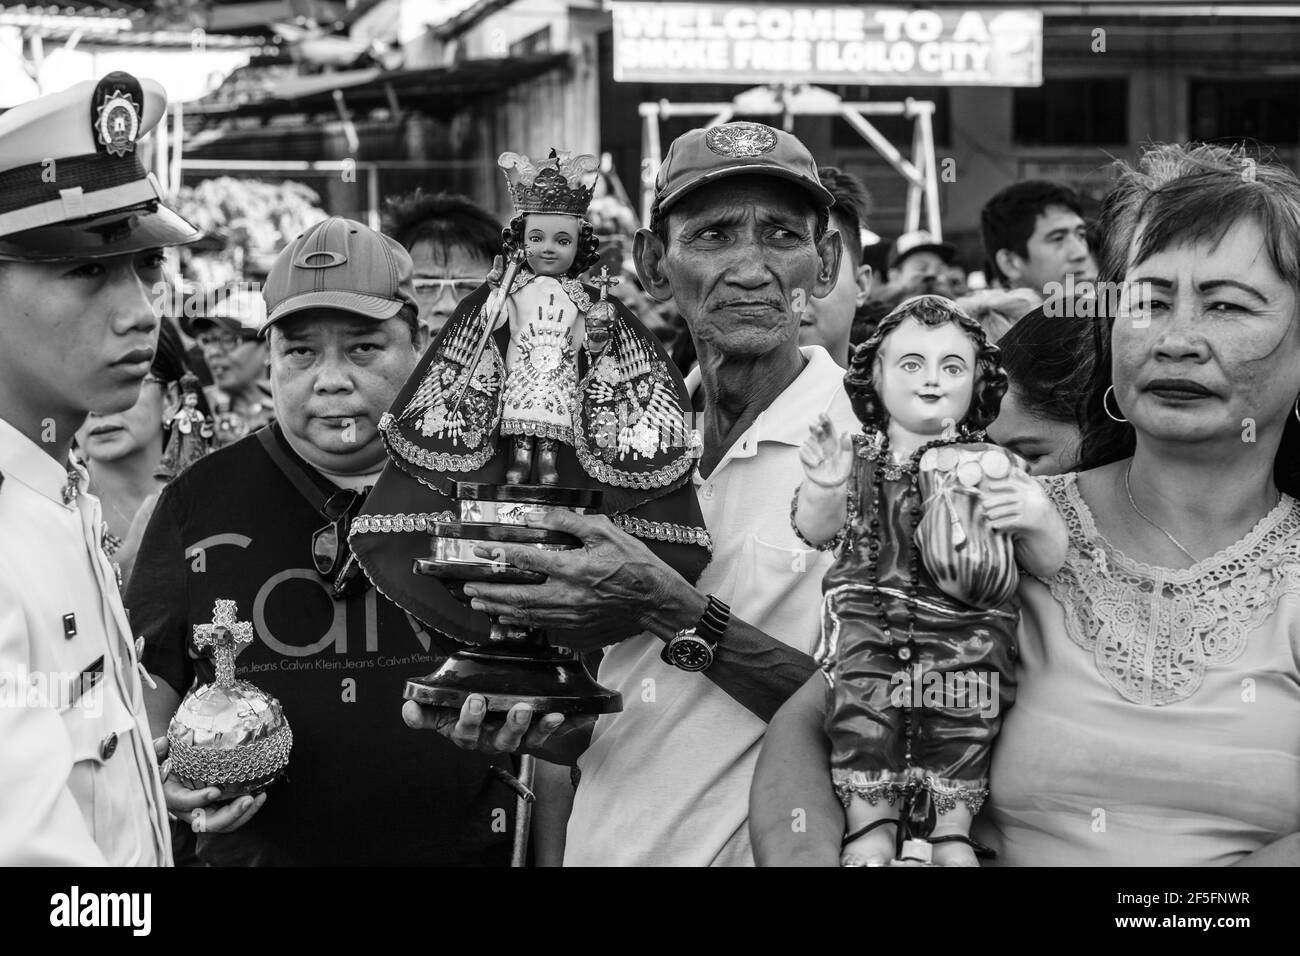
[500, 272, 583, 443]
[804, 436, 1022, 817]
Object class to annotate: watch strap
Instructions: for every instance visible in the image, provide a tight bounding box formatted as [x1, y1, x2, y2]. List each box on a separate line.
[696, 594, 730, 647]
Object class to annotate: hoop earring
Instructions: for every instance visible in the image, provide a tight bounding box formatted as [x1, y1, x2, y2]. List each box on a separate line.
[1293, 394, 1300, 425]
[1103, 385, 1128, 423]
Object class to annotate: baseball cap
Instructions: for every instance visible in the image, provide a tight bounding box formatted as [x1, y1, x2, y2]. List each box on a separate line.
[181, 283, 268, 338]
[261, 217, 418, 331]
[0, 72, 202, 261]
[652, 122, 834, 218]
[890, 230, 957, 270]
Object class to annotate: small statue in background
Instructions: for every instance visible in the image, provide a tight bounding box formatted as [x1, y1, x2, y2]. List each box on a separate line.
[156, 373, 214, 481]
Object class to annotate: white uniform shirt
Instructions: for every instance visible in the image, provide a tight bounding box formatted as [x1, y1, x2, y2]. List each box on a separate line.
[0, 417, 171, 865]
[564, 346, 860, 866]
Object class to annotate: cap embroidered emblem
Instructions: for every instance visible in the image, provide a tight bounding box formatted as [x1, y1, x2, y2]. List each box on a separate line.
[704, 123, 778, 158]
[95, 90, 141, 157]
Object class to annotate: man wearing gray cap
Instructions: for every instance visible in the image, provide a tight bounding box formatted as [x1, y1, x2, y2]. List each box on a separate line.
[0, 73, 200, 864]
[130, 217, 519, 865]
[409, 122, 859, 865]
[181, 284, 274, 446]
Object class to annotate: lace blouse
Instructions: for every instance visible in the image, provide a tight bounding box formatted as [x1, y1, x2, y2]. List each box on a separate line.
[975, 473, 1300, 866]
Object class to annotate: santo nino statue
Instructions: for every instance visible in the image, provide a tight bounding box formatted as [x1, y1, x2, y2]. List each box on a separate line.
[792, 294, 1068, 867]
[351, 149, 710, 647]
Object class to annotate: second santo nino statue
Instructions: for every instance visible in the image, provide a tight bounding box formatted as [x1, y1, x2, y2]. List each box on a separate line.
[792, 294, 1068, 867]
[387, 147, 695, 495]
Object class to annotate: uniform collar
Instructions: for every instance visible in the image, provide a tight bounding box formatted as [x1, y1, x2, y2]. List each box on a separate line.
[0, 415, 84, 507]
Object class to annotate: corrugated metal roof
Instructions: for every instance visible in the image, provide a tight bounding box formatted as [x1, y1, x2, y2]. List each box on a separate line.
[188, 50, 569, 117]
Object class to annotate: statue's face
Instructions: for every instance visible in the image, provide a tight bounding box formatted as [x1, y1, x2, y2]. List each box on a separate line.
[183, 393, 198, 408]
[523, 214, 580, 276]
[875, 317, 975, 437]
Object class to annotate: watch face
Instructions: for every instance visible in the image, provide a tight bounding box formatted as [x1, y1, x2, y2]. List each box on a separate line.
[670, 636, 712, 672]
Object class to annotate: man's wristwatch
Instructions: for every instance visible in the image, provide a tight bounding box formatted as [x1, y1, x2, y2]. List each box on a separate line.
[661, 595, 731, 672]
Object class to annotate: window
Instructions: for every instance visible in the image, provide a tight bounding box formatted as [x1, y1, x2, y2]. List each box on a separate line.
[1189, 79, 1300, 145]
[509, 27, 551, 57]
[1013, 78, 1128, 146]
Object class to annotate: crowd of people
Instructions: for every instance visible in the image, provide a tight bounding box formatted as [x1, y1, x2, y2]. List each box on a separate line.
[1, 71, 1296, 868]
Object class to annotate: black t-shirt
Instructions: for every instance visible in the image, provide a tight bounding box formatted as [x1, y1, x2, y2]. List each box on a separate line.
[129, 424, 515, 866]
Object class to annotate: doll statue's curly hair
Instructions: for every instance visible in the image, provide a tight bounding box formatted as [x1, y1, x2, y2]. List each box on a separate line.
[844, 294, 1008, 435]
[502, 213, 601, 278]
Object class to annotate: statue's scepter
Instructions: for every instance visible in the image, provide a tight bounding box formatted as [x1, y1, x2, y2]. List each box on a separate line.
[446, 247, 528, 420]
[584, 265, 620, 360]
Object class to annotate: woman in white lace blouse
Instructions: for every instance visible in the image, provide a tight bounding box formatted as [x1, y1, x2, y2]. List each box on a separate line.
[748, 143, 1300, 866]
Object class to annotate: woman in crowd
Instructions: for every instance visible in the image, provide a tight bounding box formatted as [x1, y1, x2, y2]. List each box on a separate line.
[76, 319, 194, 584]
[986, 305, 1090, 476]
[749, 142, 1300, 866]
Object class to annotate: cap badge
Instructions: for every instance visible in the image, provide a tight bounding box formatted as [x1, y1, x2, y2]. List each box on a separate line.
[95, 90, 141, 158]
[705, 123, 778, 158]
[294, 249, 348, 269]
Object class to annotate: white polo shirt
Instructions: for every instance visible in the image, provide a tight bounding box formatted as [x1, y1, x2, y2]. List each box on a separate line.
[0, 417, 170, 865]
[564, 346, 859, 866]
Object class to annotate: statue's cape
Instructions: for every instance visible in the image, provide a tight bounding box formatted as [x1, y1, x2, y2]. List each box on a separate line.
[352, 278, 712, 644]
[377, 277, 695, 511]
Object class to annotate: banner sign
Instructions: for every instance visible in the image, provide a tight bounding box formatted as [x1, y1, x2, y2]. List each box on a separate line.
[609, 4, 1042, 86]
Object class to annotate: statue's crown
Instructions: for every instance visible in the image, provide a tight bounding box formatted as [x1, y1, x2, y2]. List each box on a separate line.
[499, 148, 599, 217]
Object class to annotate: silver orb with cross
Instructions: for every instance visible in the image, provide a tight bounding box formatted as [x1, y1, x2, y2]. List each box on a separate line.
[166, 599, 293, 799]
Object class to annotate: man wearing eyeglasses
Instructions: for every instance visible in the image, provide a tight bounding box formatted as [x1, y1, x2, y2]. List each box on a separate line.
[128, 217, 520, 865]
[381, 190, 501, 335]
[181, 285, 273, 446]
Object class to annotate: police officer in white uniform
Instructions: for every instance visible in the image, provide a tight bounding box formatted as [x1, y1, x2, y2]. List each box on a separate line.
[0, 73, 201, 864]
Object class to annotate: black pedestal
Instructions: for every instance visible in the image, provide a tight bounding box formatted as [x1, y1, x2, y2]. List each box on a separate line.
[406, 481, 623, 716]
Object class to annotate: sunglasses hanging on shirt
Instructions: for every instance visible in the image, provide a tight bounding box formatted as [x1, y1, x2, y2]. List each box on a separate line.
[311, 488, 370, 601]
[256, 428, 373, 603]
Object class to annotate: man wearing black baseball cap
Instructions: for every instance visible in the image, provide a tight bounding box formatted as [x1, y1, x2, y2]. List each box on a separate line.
[0, 73, 200, 864]
[888, 229, 957, 287]
[131, 217, 521, 865]
[410, 121, 862, 866]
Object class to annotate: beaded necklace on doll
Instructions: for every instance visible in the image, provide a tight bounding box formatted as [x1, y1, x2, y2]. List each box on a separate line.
[856, 426, 983, 778]
[858, 428, 985, 648]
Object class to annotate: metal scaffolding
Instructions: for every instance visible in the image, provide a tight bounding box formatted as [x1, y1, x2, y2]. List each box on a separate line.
[639, 84, 941, 237]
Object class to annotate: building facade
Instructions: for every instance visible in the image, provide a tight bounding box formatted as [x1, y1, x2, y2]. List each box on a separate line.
[176, 2, 1300, 264]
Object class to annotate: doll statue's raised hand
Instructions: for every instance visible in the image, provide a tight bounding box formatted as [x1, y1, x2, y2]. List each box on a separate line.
[799, 414, 855, 488]
[792, 294, 1067, 867]
[793, 414, 855, 546]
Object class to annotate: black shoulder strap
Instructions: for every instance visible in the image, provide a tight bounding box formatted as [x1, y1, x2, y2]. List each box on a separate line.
[256, 426, 328, 514]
